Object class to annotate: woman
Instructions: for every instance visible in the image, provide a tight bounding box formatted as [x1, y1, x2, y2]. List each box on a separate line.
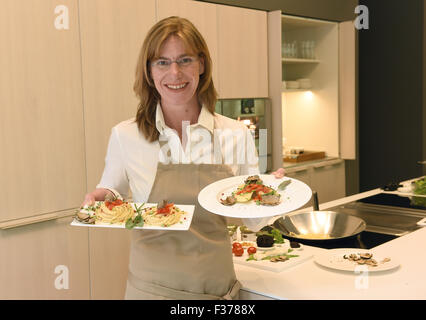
[82, 16, 285, 300]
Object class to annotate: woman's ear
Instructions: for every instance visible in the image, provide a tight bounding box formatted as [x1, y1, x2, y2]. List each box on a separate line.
[198, 56, 205, 75]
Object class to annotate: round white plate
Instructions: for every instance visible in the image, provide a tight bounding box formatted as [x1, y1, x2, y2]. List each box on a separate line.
[314, 248, 400, 272]
[198, 175, 312, 218]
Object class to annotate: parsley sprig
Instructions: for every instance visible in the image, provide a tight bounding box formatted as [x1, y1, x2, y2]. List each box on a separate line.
[125, 203, 145, 229]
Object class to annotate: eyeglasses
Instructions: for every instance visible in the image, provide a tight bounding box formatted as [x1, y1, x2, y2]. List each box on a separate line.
[151, 56, 198, 70]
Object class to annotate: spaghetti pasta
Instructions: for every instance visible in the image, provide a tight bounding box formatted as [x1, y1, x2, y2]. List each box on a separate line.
[142, 202, 183, 227]
[95, 200, 134, 225]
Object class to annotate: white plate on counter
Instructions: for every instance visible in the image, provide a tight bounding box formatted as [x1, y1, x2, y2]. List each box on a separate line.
[198, 175, 312, 218]
[314, 248, 400, 273]
[70, 202, 195, 231]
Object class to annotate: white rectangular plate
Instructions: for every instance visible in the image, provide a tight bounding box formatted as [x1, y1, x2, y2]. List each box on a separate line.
[233, 243, 313, 272]
[70, 202, 194, 231]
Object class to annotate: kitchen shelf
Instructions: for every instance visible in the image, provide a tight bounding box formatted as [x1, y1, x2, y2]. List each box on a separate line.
[282, 58, 320, 64]
[282, 88, 312, 92]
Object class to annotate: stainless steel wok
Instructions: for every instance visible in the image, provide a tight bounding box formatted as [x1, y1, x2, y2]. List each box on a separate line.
[273, 192, 366, 241]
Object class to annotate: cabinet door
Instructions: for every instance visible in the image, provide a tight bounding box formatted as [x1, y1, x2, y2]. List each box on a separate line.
[310, 160, 346, 204]
[0, 0, 86, 223]
[339, 20, 356, 160]
[157, 0, 219, 92]
[217, 5, 268, 98]
[0, 218, 90, 299]
[78, 0, 156, 300]
[79, 0, 156, 191]
[285, 167, 313, 209]
[88, 228, 131, 299]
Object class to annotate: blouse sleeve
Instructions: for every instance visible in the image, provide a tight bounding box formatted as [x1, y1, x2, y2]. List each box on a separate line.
[96, 127, 130, 200]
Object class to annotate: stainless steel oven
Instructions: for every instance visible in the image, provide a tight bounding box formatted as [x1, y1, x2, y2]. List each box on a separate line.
[215, 98, 272, 173]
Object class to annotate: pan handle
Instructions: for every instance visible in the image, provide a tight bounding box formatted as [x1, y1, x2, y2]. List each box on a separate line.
[312, 191, 320, 211]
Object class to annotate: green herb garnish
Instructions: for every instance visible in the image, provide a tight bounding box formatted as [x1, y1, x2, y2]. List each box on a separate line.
[270, 229, 284, 244]
[246, 254, 256, 261]
[278, 179, 292, 190]
[125, 203, 145, 229]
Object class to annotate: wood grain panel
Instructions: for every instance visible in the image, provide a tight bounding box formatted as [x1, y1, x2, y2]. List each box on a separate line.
[0, 217, 90, 299]
[339, 20, 356, 160]
[267, 10, 283, 171]
[217, 5, 268, 98]
[0, 0, 86, 222]
[88, 228, 131, 299]
[78, 0, 156, 192]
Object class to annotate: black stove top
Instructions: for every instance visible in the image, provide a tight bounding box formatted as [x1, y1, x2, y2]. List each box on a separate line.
[284, 231, 398, 250]
[358, 193, 426, 210]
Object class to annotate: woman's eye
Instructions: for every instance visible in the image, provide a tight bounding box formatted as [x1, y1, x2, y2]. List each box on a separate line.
[157, 60, 169, 66]
[180, 57, 193, 64]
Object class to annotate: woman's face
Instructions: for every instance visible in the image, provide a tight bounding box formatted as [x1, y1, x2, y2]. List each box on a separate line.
[150, 35, 204, 108]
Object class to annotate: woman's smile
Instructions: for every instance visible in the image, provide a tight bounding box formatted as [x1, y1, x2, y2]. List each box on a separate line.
[165, 82, 189, 90]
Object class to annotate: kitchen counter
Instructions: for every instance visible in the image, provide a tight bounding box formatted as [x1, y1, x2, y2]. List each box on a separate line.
[235, 184, 426, 300]
[283, 157, 342, 172]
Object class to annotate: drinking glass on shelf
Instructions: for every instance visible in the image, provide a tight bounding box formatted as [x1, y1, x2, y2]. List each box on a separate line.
[309, 41, 316, 59]
[282, 42, 290, 58]
[292, 41, 298, 58]
[300, 41, 307, 59]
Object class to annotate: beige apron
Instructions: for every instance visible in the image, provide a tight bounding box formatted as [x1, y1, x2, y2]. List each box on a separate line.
[125, 144, 241, 300]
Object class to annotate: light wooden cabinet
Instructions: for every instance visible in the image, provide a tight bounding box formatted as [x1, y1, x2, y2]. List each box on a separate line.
[285, 167, 311, 186]
[285, 166, 312, 209]
[285, 159, 346, 205]
[79, 0, 157, 192]
[88, 228, 131, 300]
[157, 0, 219, 91]
[310, 160, 346, 204]
[0, 217, 90, 299]
[0, 0, 86, 224]
[217, 5, 268, 98]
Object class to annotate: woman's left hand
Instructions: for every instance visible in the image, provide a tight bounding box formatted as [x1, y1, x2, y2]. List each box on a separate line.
[271, 168, 286, 179]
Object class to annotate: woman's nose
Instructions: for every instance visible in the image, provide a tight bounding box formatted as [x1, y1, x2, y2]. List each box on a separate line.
[169, 61, 182, 75]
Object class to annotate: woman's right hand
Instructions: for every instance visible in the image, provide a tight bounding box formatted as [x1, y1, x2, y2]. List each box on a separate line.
[80, 188, 116, 207]
[81, 193, 96, 207]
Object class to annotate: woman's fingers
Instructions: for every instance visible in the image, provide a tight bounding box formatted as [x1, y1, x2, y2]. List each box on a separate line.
[81, 194, 95, 207]
[271, 167, 286, 179]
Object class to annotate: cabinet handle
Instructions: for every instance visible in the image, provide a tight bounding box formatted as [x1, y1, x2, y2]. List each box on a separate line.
[286, 166, 309, 174]
[0, 208, 76, 229]
[313, 159, 342, 169]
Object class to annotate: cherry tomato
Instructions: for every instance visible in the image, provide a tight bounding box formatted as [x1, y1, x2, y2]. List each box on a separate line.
[233, 247, 244, 257]
[232, 242, 243, 250]
[247, 247, 257, 254]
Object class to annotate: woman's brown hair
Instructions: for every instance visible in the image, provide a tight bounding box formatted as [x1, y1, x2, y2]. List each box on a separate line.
[133, 16, 218, 142]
